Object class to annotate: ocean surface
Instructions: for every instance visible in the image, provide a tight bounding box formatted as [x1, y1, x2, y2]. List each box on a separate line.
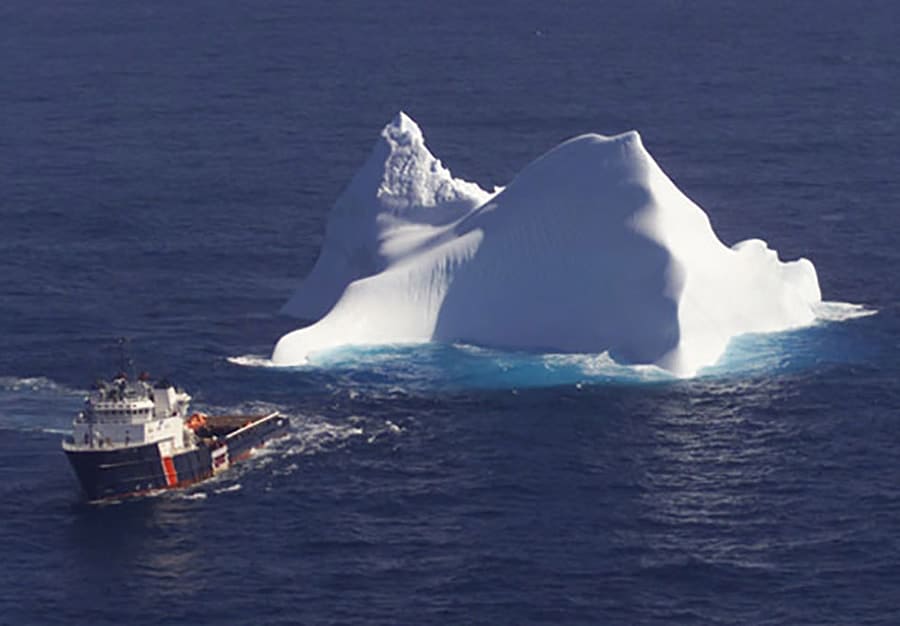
[2, 0, 900, 623]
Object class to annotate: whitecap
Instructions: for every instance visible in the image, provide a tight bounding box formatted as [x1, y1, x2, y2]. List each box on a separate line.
[813, 301, 878, 322]
[227, 354, 276, 368]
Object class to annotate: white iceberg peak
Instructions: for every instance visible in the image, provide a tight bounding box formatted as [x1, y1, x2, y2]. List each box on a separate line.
[374, 111, 486, 216]
[384, 110, 422, 145]
[275, 117, 823, 377]
[280, 113, 493, 320]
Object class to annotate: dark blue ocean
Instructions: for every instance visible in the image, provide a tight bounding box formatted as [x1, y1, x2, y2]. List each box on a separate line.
[2, 0, 900, 623]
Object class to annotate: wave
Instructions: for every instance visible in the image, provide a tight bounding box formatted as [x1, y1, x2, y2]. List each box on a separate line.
[813, 301, 878, 322]
[0, 377, 84, 433]
[197, 399, 286, 418]
[39, 427, 70, 435]
[0, 376, 83, 396]
[174, 492, 208, 501]
[213, 483, 242, 495]
[226, 354, 276, 368]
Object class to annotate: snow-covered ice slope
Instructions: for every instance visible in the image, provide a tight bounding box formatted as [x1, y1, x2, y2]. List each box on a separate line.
[280, 112, 494, 321]
[274, 113, 821, 377]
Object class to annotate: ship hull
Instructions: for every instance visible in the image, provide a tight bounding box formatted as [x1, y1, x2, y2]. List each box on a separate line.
[63, 412, 289, 501]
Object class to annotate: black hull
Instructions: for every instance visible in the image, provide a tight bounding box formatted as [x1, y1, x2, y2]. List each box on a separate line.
[64, 413, 289, 501]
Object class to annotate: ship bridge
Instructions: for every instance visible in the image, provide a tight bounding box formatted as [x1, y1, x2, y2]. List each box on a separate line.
[65, 375, 192, 455]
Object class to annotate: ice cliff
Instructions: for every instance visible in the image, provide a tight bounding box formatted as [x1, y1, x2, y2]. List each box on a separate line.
[273, 113, 821, 377]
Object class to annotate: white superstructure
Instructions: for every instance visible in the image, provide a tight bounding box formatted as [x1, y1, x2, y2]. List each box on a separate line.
[64, 375, 193, 453]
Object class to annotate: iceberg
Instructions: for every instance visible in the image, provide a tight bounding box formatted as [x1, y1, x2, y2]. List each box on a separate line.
[273, 113, 822, 377]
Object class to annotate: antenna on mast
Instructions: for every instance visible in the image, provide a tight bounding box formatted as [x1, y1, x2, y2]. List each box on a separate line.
[116, 337, 135, 379]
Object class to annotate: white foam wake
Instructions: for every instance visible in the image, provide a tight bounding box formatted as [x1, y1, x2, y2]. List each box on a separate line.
[227, 354, 276, 368]
[812, 301, 877, 323]
[0, 376, 83, 395]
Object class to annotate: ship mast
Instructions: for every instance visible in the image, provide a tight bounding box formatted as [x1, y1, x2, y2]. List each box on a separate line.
[116, 337, 136, 379]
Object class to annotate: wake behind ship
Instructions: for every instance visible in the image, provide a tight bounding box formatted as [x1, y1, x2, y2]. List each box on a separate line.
[62, 373, 289, 501]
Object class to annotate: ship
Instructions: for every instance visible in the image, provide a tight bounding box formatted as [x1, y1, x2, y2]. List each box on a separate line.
[62, 373, 289, 501]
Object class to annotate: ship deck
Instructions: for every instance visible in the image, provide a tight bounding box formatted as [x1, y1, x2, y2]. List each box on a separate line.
[193, 412, 279, 439]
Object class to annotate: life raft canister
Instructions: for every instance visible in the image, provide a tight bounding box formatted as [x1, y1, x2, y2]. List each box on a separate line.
[186, 413, 208, 431]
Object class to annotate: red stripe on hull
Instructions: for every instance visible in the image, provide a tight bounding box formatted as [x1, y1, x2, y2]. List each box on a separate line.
[161, 457, 178, 487]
